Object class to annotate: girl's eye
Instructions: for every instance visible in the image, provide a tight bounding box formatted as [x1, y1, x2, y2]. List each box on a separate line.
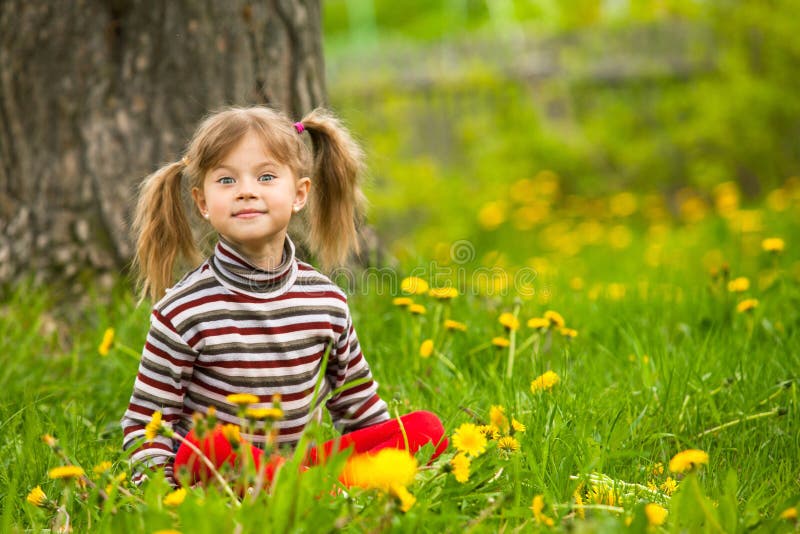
[258, 174, 276, 182]
[217, 177, 235, 184]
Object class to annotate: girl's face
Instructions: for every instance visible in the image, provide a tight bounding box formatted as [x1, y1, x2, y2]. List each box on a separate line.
[192, 130, 310, 265]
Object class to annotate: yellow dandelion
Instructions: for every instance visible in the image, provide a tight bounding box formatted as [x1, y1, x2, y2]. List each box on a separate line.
[478, 424, 501, 440]
[428, 287, 458, 300]
[408, 304, 427, 315]
[145, 411, 163, 441]
[341, 448, 418, 491]
[226, 393, 259, 405]
[478, 201, 506, 230]
[98, 327, 115, 356]
[497, 436, 520, 453]
[573, 485, 585, 519]
[544, 310, 565, 328]
[48, 465, 86, 480]
[511, 418, 526, 433]
[762, 237, 785, 253]
[652, 462, 664, 476]
[588, 484, 620, 506]
[527, 317, 549, 329]
[531, 495, 555, 527]
[491, 336, 510, 348]
[736, 298, 759, 313]
[645, 503, 668, 526]
[392, 297, 413, 307]
[610, 191, 638, 217]
[450, 453, 471, 483]
[660, 476, 677, 495]
[92, 461, 112, 476]
[780, 507, 798, 521]
[647, 481, 658, 492]
[163, 487, 187, 507]
[489, 405, 508, 432]
[245, 407, 284, 421]
[452, 423, 488, 457]
[444, 319, 467, 332]
[531, 370, 560, 393]
[498, 312, 520, 331]
[26, 486, 48, 507]
[391, 484, 417, 512]
[727, 277, 750, 292]
[559, 327, 578, 339]
[669, 449, 708, 473]
[153, 530, 183, 534]
[419, 339, 434, 358]
[400, 277, 429, 295]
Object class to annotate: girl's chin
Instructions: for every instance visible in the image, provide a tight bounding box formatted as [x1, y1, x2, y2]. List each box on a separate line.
[221, 233, 286, 249]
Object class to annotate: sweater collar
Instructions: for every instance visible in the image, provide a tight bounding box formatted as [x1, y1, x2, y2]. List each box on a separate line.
[210, 236, 298, 298]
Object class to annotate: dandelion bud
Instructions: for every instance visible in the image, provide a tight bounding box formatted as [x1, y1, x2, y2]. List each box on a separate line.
[221, 424, 241, 448]
[98, 327, 115, 356]
[419, 339, 434, 358]
[26, 486, 48, 508]
[144, 411, 163, 441]
[780, 507, 798, 521]
[192, 411, 208, 439]
[206, 405, 218, 427]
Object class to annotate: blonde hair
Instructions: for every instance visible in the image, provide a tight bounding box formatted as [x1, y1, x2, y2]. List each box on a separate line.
[132, 106, 365, 302]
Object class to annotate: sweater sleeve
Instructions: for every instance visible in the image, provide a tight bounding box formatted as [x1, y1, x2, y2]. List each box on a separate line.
[120, 309, 198, 484]
[325, 310, 390, 434]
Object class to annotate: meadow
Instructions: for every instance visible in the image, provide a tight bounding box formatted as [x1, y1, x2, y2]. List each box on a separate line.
[2, 176, 798, 532]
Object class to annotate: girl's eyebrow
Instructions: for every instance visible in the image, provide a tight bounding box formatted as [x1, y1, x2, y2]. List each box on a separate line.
[212, 161, 280, 172]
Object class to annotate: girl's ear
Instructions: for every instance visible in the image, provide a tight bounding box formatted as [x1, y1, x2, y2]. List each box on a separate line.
[293, 177, 311, 211]
[191, 187, 207, 216]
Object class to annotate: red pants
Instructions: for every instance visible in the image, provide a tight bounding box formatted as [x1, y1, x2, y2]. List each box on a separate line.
[173, 410, 448, 486]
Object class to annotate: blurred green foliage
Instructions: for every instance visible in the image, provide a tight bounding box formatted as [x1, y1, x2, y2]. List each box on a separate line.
[323, 0, 800, 262]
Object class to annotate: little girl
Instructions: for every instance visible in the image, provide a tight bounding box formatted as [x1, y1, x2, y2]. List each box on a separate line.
[121, 106, 446, 485]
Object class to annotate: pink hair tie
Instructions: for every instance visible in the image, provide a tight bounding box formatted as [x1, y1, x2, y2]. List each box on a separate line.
[293, 122, 305, 134]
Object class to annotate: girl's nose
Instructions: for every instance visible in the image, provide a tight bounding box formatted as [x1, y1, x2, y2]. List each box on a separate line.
[236, 178, 257, 199]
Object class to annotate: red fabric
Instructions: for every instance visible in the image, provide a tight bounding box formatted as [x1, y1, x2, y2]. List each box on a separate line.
[173, 410, 447, 487]
[306, 410, 448, 463]
[173, 426, 285, 484]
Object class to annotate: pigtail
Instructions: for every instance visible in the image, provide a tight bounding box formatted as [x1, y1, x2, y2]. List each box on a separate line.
[300, 108, 366, 269]
[132, 161, 201, 303]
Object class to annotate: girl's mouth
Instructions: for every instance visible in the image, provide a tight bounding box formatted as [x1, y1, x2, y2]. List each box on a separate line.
[233, 210, 266, 218]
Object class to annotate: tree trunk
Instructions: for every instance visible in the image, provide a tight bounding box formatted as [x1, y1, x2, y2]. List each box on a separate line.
[0, 0, 325, 292]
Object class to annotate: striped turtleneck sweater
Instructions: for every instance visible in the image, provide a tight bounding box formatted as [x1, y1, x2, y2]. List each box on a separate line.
[121, 236, 389, 482]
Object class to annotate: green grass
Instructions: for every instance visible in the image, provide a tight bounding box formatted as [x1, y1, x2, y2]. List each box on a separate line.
[1, 199, 799, 532]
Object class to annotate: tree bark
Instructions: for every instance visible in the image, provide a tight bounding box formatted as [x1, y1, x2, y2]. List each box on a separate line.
[0, 0, 325, 291]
